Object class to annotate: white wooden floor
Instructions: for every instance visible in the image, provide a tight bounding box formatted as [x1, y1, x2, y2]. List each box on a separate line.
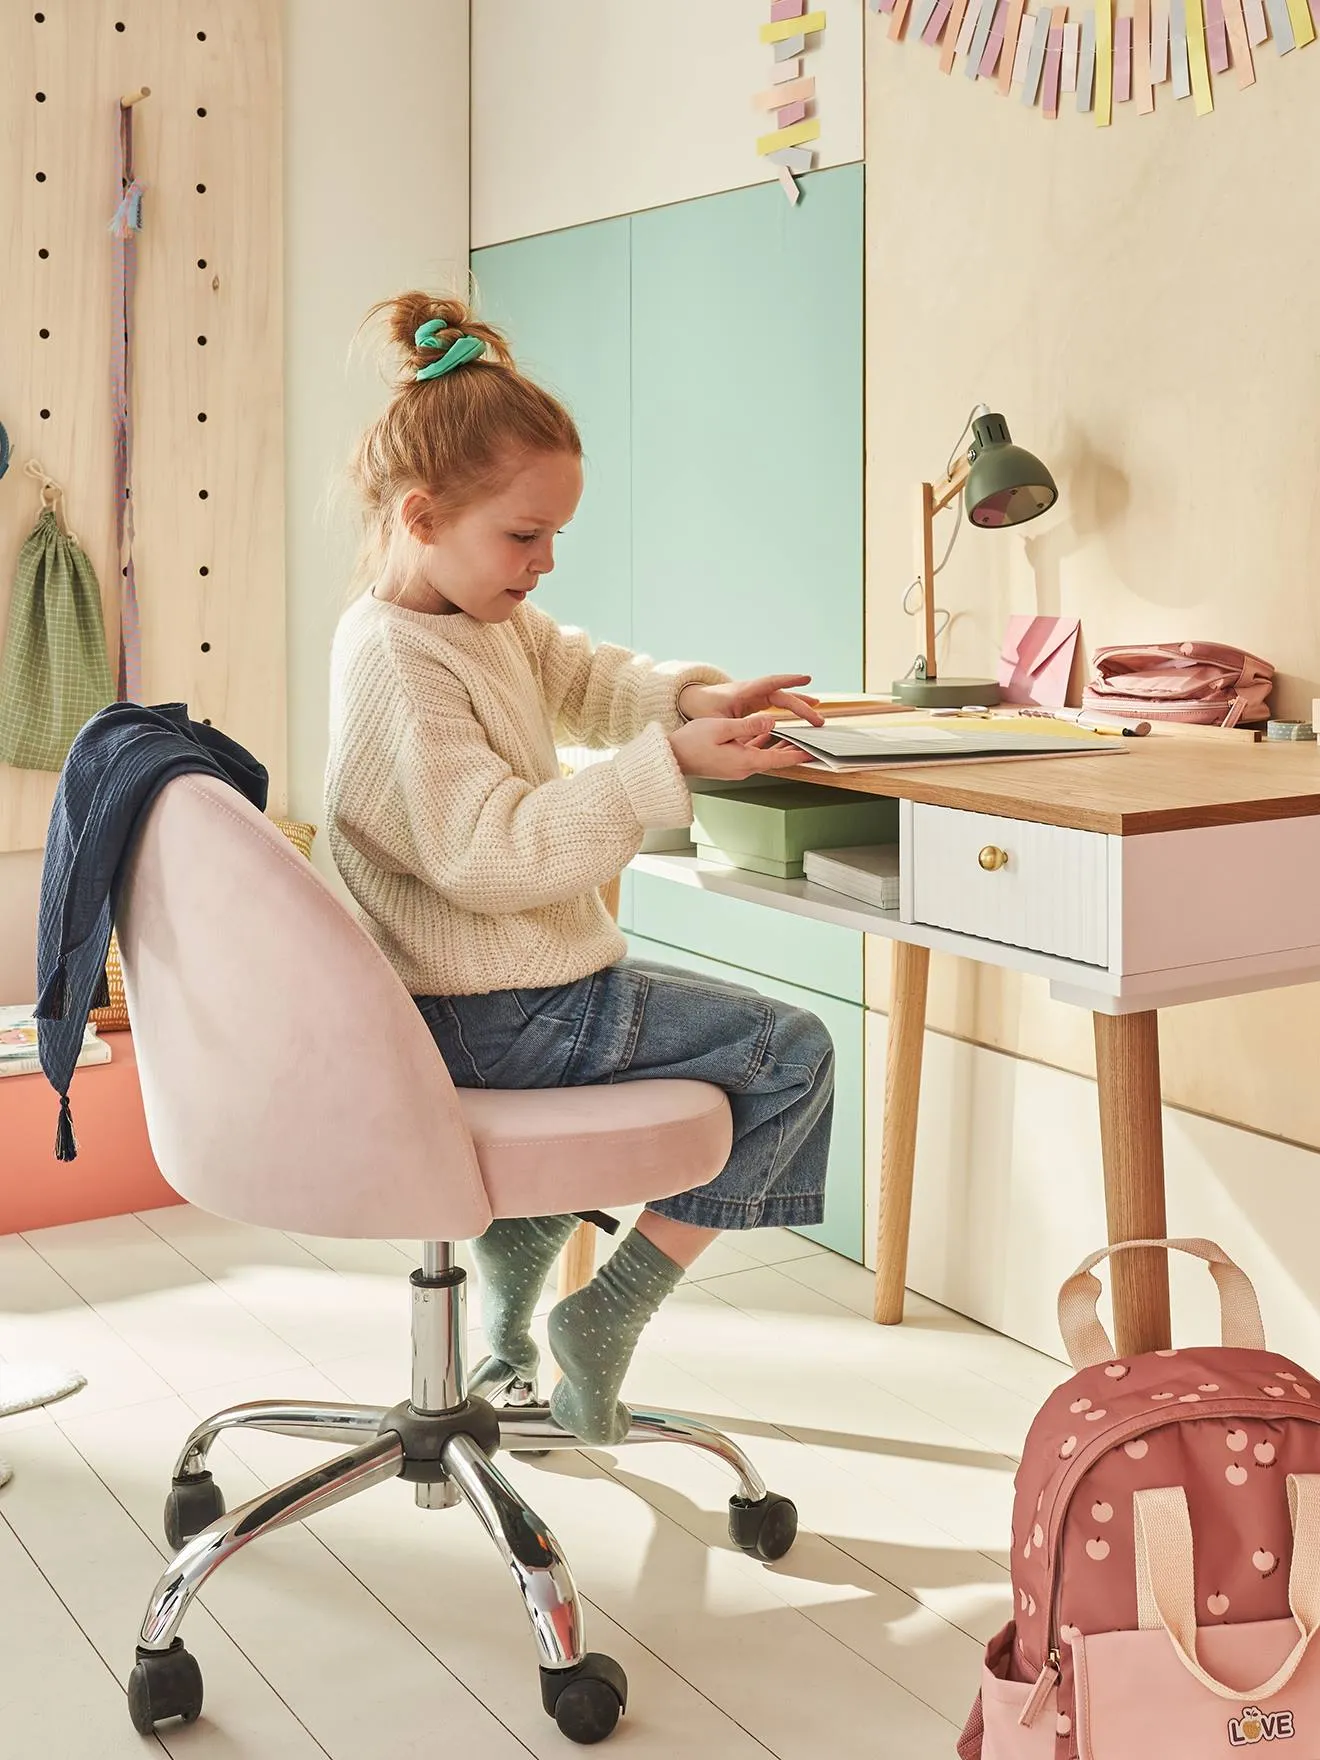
[0, 1208, 1071, 1758]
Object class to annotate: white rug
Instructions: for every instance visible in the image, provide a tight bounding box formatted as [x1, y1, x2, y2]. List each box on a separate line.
[0, 1363, 87, 1418]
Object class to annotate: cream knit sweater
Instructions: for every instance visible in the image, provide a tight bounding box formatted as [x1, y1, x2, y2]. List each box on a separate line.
[325, 592, 727, 996]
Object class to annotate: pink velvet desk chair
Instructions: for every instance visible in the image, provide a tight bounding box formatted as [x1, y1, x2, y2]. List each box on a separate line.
[115, 775, 797, 1745]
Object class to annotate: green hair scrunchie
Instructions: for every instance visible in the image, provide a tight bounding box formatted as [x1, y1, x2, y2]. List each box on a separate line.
[415, 320, 487, 382]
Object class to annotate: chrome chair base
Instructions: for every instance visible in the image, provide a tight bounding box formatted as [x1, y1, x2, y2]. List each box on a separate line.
[127, 1247, 797, 1745]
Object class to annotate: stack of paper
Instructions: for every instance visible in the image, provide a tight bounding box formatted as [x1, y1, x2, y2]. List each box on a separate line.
[803, 845, 901, 910]
[0, 1005, 110, 1079]
[773, 720, 1126, 772]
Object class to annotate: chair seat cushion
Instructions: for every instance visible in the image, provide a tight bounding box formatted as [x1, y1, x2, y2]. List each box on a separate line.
[458, 1079, 733, 1220]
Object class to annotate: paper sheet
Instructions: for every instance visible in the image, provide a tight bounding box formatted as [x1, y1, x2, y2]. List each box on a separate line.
[910, 0, 946, 39]
[774, 32, 808, 57]
[1219, 0, 1256, 82]
[1077, 7, 1098, 106]
[771, 0, 807, 18]
[923, 0, 958, 44]
[1152, 0, 1171, 75]
[1134, 0, 1155, 107]
[956, 0, 982, 54]
[1185, 0, 1214, 110]
[1114, 11, 1133, 97]
[941, 0, 973, 67]
[761, 10, 826, 41]
[1243, 0, 1269, 41]
[966, 0, 1002, 72]
[1022, 3, 1053, 98]
[767, 144, 816, 169]
[755, 76, 815, 106]
[756, 117, 822, 154]
[775, 98, 809, 124]
[777, 164, 803, 203]
[1094, 0, 1113, 124]
[1205, 0, 1231, 67]
[771, 56, 804, 80]
[1062, 18, 1082, 83]
[1285, 0, 1316, 44]
[1042, 8, 1067, 109]
[1013, 10, 1038, 81]
[889, 0, 914, 37]
[1169, 0, 1191, 96]
[999, 0, 1030, 84]
[979, 0, 1012, 71]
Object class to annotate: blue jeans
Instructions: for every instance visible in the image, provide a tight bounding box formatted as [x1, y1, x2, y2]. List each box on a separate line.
[414, 956, 834, 1231]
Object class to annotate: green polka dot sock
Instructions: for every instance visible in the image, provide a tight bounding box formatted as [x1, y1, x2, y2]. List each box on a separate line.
[548, 1228, 686, 1446]
[470, 1214, 580, 1383]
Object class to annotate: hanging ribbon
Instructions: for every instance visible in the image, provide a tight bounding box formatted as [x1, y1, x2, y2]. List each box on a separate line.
[108, 101, 145, 703]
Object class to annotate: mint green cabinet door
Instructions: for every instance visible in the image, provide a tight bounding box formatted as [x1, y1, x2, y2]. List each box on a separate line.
[626, 933, 864, 1264]
[629, 166, 863, 688]
[472, 219, 633, 647]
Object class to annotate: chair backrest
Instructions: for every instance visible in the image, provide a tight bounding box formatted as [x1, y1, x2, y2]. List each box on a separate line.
[115, 773, 492, 1241]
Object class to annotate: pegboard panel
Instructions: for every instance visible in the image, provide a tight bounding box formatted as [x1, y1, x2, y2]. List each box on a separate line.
[0, 0, 284, 852]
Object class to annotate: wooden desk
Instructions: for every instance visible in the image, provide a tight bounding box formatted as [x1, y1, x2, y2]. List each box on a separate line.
[636, 741, 1320, 1356]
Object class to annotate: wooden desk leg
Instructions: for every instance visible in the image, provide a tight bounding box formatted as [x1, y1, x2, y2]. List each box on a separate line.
[874, 943, 931, 1325]
[1093, 1010, 1172, 1356]
[558, 1221, 597, 1302]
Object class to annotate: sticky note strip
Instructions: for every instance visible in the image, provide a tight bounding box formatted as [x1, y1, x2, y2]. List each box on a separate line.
[776, 98, 809, 124]
[1077, 8, 1098, 106]
[966, 0, 1001, 72]
[1013, 9, 1038, 79]
[756, 117, 821, 154]
[980, 0, 1012, 74]
[771, 56, 804, 80]
[768, 144, 815, 169]
[889, 0, 914, 33]
[1169, 0, 1191, 94]
[999, 0, 1029, 85]
[754, 76, 815, 106]
[924, 0, 957, 44]
[1022, 4, 1053, 98]
[762, 10, 826, 40]
[1152, 0, 1171, 73]
[1114, 11, 1133, 95]
[1262, 0, 1295, 48]
[777, 164, 802, 204]
[1185, 0, 1214, 108]
[1134, 0, 1155, 105]
[1205, 0, 1230, 65]
[910, 0, 945, 35]
[771, 0, 807, 18]
[940, 0, 973, 66]
[1093, 0, 1113, 122]
[1285, 0, 1316, 44]
[1243, 0, 1268, 40]
[1062, 17, 1081, 82]
[1042, 12, 1066, 109]
[1220, 0, 1256, 81]
[774, 31, 807, 55]
[871, 0, 897, 12]
[956, 0, 982, 51]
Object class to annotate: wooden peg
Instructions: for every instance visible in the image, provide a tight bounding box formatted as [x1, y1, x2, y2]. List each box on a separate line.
[120, 85, 152, 108]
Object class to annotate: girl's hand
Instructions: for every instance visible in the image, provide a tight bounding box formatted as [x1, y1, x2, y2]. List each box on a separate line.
[678, 675, 825, 727]
[669, 714, 806, 780]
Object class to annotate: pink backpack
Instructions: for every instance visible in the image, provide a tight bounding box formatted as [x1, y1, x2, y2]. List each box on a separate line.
[1081, 643, 1274, 727]
[960, 1239, 1320, 1759]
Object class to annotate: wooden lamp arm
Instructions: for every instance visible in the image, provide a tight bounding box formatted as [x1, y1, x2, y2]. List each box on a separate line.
[917, 453, 971, 680]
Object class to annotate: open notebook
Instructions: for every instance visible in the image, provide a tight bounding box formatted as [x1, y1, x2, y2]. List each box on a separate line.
[772, 721, 1128, 773]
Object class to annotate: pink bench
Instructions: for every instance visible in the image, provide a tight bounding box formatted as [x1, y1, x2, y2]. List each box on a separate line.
[0, 1031, 182, 1234]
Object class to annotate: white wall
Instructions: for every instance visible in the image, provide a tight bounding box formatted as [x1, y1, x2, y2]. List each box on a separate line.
[471, 0, 864, 246]
[284, 0, 470, 883]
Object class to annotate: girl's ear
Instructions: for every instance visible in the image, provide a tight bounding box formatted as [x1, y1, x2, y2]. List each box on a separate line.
[400, 489, 437, 545]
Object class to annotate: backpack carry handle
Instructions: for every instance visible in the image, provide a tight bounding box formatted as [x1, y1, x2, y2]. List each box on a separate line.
[1133, 1477, 1320, 1702]
[1058, 1237, 1266, 1369]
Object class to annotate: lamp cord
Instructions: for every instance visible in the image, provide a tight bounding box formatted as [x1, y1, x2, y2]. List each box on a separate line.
[900, 405, 980, 678]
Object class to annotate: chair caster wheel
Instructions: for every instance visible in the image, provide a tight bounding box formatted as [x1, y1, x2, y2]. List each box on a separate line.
[540, 1653, 628, 1744]
[729, 1492, 798, 1561]
[127, 1640, 204, 1733]
[164, 1471, 226, 1550]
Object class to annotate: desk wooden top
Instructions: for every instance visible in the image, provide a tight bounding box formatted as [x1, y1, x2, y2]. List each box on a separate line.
[781, 739, 1320, 835]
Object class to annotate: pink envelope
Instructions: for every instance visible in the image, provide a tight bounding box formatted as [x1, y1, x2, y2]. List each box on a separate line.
[997, 615, 1081, 706]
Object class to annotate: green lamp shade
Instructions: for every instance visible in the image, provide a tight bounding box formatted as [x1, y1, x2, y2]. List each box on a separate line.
[965, 412, 1057, 530]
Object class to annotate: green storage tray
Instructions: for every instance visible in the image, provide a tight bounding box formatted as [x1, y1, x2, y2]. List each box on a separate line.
[696, 844, 800, 879]
[691, 783, 898, 874]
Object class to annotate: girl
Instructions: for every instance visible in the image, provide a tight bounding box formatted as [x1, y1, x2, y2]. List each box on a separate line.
[326, 292, 836, 1445]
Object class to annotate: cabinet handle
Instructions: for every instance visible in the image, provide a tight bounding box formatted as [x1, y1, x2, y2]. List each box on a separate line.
[978, 845, 1009, 872]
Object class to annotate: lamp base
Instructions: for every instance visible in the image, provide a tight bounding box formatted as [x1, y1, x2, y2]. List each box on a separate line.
[890, 676, 1002, 710]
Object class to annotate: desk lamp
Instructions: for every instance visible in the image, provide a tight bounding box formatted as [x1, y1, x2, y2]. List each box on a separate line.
[893, 406, 1058, 709]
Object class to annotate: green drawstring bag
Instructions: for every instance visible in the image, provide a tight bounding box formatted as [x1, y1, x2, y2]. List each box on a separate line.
[0, 467, 115, 772]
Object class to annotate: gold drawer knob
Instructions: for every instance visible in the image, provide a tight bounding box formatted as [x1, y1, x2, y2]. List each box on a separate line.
[978, 845, 1009, 872]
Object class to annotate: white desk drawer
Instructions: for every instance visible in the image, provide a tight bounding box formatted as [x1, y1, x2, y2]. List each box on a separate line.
[909, 803, 1110, 966]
